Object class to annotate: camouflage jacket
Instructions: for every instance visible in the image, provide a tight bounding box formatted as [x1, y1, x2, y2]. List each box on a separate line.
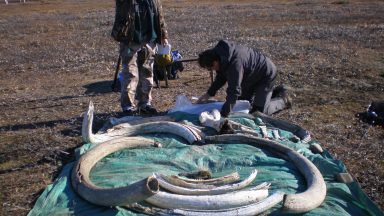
[111, 0, 168, 44]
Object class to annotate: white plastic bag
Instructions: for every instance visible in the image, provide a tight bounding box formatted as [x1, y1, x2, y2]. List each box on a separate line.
[168, 95, 250, 115]
[155, 44, 171, 55]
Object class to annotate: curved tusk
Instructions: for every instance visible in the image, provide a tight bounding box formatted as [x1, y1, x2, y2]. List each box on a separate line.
[154, 169, 259, 195]
[71, 137, 161, 206]
[101, 116, 177, 133]
[169, 191, 285, 216]
[110, 115, 175, 127]
[82, 101, 95, 143]
[205, 134, 326, 213]
[157, 172, 240, 189]
[82, 102, 200, 144]
[176, 172, 240, 185]
[145, 186, 269, 210]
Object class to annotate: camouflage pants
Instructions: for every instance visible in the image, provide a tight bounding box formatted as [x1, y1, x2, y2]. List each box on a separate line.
[120, 42, 155, 111]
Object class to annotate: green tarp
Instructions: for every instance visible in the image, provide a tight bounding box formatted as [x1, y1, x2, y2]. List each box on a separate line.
[29, 112, 384, 216]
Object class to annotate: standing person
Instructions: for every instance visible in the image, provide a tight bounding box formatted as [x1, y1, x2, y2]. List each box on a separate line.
[111, 0, 169, 115]
[197, 40, 292, 117]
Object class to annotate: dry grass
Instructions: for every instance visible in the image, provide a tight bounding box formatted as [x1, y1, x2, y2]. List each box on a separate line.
[0, 0, 383, 215]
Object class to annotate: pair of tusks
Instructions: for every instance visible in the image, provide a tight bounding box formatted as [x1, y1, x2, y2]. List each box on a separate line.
[145, 185, 269, 210]
[153, 169, 261, 195]
[205, 134, 327, 213]
[160, 172, 241, 189]
[82, 102, 203, 144]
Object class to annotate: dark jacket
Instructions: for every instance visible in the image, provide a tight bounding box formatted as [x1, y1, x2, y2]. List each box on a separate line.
[111, 0, 168, 44]
[206, 40, 276, 117]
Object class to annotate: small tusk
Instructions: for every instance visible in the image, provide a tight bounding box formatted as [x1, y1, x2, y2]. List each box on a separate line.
[156, 172, 240, 189]
[154, 169, 259, 195]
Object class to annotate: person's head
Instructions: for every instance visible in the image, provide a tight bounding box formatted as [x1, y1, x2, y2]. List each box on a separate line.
[198, 49, 220, 71]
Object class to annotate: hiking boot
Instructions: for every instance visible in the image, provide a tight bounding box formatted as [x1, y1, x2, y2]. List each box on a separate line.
[123, 107, 137, 116]
[273, 84, 293, 108]
[283, 94, 293, 109]
[139, 104, 158, 115]
[273, 84, 288, 97]
[281, 89, 293, 109]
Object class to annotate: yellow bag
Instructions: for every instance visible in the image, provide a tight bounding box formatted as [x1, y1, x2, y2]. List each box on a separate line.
[155, 54, 173, 68]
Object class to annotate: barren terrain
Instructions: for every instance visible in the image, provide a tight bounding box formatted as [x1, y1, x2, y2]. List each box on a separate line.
[0, 0, 383, 215]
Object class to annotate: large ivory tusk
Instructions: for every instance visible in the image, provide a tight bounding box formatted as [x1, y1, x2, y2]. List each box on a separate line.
[98, 115, 176, 133]
[82, 101, 200, 144]
[158, 172, 241, 189]
[109, 115, 175, 127]
[145, 186, 269, 210]
[71, 137, 160, 206]
[128, 191, 284, 215]
[154, 169, 260, 195]
[169, 191, 285, 216]
[205, 134, 326, 213]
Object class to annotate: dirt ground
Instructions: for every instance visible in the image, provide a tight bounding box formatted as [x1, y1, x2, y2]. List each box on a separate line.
[0, 0, 383, 215]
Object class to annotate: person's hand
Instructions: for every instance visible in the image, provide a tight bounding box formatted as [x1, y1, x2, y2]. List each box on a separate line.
[196, 93, 210, 104]
[162, 38, 169, 45]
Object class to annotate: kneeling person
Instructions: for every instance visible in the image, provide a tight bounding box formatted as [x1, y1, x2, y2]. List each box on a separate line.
[197, 40, 292, 117]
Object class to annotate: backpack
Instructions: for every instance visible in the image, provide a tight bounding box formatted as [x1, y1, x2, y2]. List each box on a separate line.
[153, 50, 184, 81]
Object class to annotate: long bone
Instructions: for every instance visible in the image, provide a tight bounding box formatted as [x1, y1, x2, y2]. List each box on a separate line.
[127, 191, 284, 215]
[163, 191, 285, 216]
[99, 115, 176, 133]
[109, 115, 175, 127]
[205, 134, 326, 213]
[145, 186, 269, 210]
[71, 137, 160, 206]
[82, 102, 201, 144]
[153, 169, 261, 195]
[159, 172, 240, 189]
